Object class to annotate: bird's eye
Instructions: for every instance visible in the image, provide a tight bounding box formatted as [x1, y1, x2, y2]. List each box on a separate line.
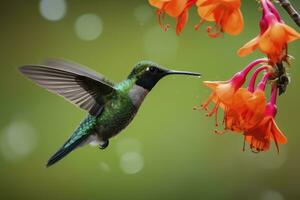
[147, 66, 157, 73]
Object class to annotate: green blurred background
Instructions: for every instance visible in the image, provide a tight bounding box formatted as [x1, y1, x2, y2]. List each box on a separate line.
[0, 0, 300, 199]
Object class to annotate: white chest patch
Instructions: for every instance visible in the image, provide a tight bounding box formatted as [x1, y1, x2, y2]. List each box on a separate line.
[128, 85, 149, 107]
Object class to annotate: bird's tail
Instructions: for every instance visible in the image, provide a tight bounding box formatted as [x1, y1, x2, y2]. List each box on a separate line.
[46, 115, 97, 167]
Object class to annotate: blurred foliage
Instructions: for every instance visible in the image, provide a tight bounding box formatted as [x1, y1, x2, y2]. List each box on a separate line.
[0, 0, 300, 200]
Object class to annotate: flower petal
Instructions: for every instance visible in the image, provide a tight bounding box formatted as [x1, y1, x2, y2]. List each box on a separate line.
[197, 0, 218, 21]
[237, 36, 259, 57]
[227, 88, 266, 131]
[164, 0, 188, 17]
[197, 0, 219, 7]
[176, 9, 189, 35]
[258, 26, 281, 55]
[244, 117, 272, 152]
[222, 8, 243, 35]
[149, 0, 171, 9]
[282, 23, 300, 43]
[271, 118, 287, 144]
[203, 81, 226, 90]
[223, 0, 241, 9]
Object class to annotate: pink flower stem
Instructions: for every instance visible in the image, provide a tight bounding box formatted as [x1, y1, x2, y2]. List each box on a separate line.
[270, 84, 278, 105]
[247, 65, 270, 92]
[240, 58, 269, 76]
[261, 0, 279, 25]
[265, 85, 278, 117]
[266, 0, 283, 22]
[230, 58, 269, 89]
[257, 72, 272, 91]
[261, 0, 270, 14]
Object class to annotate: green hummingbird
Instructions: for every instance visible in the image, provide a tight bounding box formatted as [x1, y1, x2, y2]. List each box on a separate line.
[19, 59, 201, 167]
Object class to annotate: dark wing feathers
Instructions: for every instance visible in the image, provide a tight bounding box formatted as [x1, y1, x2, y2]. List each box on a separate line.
[19, 59, 115, 116]
[42, 59, 114, 86]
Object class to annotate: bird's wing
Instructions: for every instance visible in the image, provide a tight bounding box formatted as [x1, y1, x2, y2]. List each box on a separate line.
[19, 59, 115, 116]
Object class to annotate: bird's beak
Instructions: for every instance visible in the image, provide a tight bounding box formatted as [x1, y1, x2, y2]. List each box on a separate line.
[164, 69, 201, 77]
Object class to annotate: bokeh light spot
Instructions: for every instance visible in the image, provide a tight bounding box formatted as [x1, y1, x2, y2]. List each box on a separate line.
[260, 190, 285, 200]
[75, 14, 103, 41]
[144, 26, 179, 62]
[134, 4, 154, 25]
[39, 0, 66, 21]
[0, 120, 37, 162]
[120, 152, 144, 174]
[116, 137, 142, 155]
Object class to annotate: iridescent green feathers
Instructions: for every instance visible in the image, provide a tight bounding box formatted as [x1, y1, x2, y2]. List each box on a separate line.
[127, 60, 160, 79]
[64, 115, 97, 149]
[46, 115, 98, 167]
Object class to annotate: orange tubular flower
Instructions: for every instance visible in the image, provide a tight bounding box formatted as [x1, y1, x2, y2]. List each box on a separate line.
[244, 86, 287, 153]
[201, 77, 245, 127]
[196, 0, 244, 37]
[224, 88, 266, 132]
[200, 58, 288, 153]
[237, 0, 300, 63]
[149, 0, 197, 35]
[201, 59, 267, 127]
[201, 80, 237, 127]
[224, 65, 271, 132]
[244, 115, 287, 153]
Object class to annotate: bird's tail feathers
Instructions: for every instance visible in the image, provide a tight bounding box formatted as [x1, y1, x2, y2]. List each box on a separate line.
[46, 115, 97, 167]
[46, 134, 89, 167]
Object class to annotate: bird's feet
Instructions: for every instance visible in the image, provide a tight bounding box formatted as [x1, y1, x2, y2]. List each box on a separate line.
[99, 140, 109, 149]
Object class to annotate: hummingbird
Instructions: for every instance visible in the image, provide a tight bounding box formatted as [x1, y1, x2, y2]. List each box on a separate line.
[19, 59, 201, 167]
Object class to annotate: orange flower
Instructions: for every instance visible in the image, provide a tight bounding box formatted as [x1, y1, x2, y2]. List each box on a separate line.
[238, 22, 300, 63]
[244, 115, 287, 153]
[196, 0, 244, 37]
[199, 58, 288, 153]
[200, 59, 268, 127]
[244, 86, 287, 153]
[237, 0, 300, 63]
[224, 66, 271, 132]
[201, 80, 236, 128]
[149, 0, 196, 35]
[202, 81, 236, 107]
[224, 88, 266, 132]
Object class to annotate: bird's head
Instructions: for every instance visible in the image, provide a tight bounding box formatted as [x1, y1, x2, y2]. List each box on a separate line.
[127, 60, 201, 91]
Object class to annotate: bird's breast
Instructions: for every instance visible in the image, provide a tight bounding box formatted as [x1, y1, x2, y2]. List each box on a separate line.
[95, 93, 139, 140]
[128, 84, 149, 108]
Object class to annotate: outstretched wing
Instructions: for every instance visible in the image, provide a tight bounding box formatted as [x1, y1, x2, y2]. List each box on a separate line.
[19, 59, 115, 116]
